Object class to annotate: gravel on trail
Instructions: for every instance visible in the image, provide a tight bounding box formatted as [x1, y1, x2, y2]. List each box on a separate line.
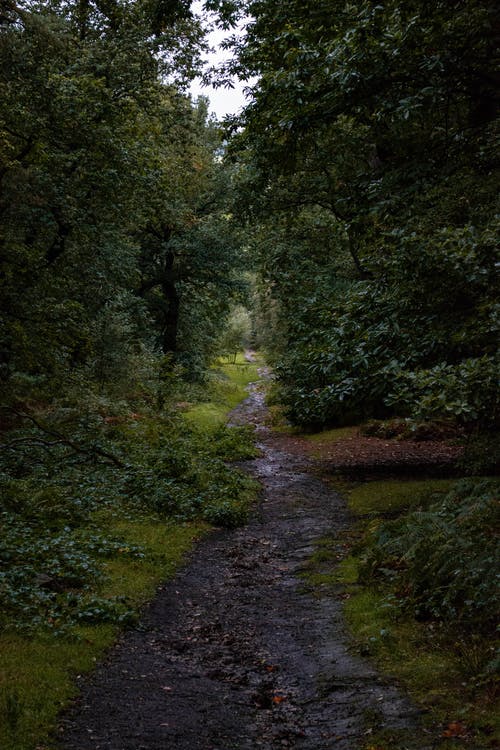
[59, 378, 424, 750]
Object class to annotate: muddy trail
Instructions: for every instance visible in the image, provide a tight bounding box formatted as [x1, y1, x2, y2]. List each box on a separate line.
[59, 380, 424, 750]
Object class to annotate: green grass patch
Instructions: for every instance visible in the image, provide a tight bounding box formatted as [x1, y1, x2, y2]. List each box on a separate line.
[302, 530, 499, 747]
[348, 477, 455, 515]
[298, 535, 359, 591]
[0, 516, 204, 750]
[0, 626, 114, 750]
[344, 590, 499, 749]
[216, 353, 261, 396]
[183, 401, 228, 429]
[0, 350, 264, 750]
[98, 515, 209, 603]
[271, 420, 358, 440]
[333, 554, 360, 585]
[304, 426, 358, 444]
[184, 352, 261, 429]
[344, 590, 457, 691]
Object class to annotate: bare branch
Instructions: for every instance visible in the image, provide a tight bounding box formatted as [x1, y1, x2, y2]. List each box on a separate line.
[0, 408, 126, 468]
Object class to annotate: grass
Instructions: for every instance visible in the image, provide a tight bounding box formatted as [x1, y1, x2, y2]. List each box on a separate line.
[304, 426, 358, 444]
[298, 535, 359, 591]
[0, 517, 205, 750]
[0, 628, 113, 750]
[184, 352, 261, 428]
[0, 350, 262, 750]
[98, 515, 209, 605]
[322, 477, 500, 749]
[344, 589, 499, 749]
[347, 477, 455, 516]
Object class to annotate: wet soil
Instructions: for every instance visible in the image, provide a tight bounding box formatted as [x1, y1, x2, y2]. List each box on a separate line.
[59, 380, 425, 750]
[270, 429, 463, 480]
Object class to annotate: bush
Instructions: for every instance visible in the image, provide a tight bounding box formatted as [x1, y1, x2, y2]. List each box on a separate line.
[361, 418, 462, 441]
[0, 517, 143, 633]
[208, 424, 258, 461]
[361, 479, 499, 633]
[387, 356, 500, 428]
[459, 430, 500, 475]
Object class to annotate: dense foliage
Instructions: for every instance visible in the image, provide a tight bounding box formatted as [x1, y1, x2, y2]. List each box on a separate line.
[0, 6, 497, 746]
[361, 479, 499, 634]
[228, 0, 499, 432]
[2, 0, 498, 640]
[0, 0, 256, 636]
[0, 393, 257, 633]
[0, 0, 244, 402]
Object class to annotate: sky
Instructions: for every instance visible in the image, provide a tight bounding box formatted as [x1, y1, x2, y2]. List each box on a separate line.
[190, 2, 253, 120]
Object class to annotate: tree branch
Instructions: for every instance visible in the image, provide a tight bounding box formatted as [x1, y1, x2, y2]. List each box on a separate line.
[1, 408, 126, 468]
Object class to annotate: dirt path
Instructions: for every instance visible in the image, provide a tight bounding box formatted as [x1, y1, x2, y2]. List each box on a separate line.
[59, 380, 422, 750]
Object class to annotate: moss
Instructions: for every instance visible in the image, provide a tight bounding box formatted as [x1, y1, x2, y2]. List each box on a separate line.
[0, 628, 113, 750]
[303, 477, 499, 748]
[98, 518, 208, 602]
[337, 477, 500, 747]
[0, 518, 204, 750]
[334, 555, 360, 585]
[298, 536, 360, 592]
[184, 352, 261, 428]
[183, 401, 229, 428]
[348, 478, 455, 515]
[344, 590, 499, 748]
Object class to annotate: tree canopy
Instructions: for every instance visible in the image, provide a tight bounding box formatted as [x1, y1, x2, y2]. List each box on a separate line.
[1, 0, 498, 426]
[228, 0, 499, 431]
[1, 0, 247, 403]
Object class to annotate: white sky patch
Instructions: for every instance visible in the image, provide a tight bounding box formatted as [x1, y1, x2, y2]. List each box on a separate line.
[190, 1, 253, 120]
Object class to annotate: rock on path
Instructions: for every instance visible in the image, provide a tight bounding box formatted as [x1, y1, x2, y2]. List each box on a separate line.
[59, 382, 422, 750]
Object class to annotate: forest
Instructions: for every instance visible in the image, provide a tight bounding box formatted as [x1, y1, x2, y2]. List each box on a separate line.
[0, 0, 499, 748]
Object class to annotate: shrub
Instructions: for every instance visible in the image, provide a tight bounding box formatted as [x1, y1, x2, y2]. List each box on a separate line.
[387, 356, 500, 428]
[361, 479, 499, 633]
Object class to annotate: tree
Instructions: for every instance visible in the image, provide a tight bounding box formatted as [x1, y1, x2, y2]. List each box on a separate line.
[218, 304, 252, 361]
[135, 96, 247, 378]
[228, 0, 500, 428]
[0, 0, 245, 401]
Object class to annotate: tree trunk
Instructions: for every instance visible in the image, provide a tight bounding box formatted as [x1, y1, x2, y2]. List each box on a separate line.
[161, 249, 180, 354]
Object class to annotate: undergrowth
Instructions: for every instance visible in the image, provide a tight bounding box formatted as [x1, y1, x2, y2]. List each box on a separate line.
[360, 479, 499, 633]
[0, 520, 203, 750]
[0, 412, 257, 636]
[0, 352, 261, 749]
[331, 477, 500, 748]
[184, 352, 261, 428]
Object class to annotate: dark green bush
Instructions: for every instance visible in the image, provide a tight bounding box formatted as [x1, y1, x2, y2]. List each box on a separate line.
[361, 479, 499, 632]
[0, 519, 144, 633]
[208, 424, 259, 461]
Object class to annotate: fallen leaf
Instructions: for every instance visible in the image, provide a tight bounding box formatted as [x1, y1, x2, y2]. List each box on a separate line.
[272, 694, 286, 704]
[442, 721, 468, 738]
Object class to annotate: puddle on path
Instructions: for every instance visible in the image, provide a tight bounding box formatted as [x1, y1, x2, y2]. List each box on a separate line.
[59, 383, 424, 750]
